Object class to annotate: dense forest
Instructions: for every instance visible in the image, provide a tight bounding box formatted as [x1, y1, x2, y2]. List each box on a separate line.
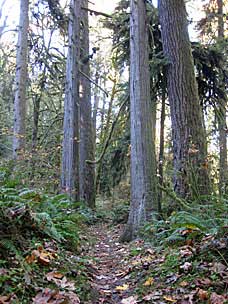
[0, 0, 227, 303]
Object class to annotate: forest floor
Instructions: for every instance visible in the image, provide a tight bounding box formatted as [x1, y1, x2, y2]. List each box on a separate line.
[83, 222, 228, 304]
[0, 209, 227, 304]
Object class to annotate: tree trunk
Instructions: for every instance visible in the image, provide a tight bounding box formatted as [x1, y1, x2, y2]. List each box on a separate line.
[13, 0, 29, 159]
[121, 0, 158, 242]
[158, 76, 166, 214]
[92, 69, 99, 146]
[61, 0, 81, 201]
[79, 0, 95, 208]
[217, 0, 227, 195]
[158, 0, 211, 200]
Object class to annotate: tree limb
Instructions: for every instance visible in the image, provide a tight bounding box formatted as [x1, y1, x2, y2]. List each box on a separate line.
[81, 7, 112, 18]
[79, 70, 109, 97]
[86, 96, 129, 165]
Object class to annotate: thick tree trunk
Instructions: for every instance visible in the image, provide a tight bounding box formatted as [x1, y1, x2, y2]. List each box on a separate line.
[158, 0, 211, 200]
[61, 0, 81, 201]
[79, 0, 95, 208]
[121, 0, 158, 242]
[13, 0, 29, 158]
[217, 0, 227, 195]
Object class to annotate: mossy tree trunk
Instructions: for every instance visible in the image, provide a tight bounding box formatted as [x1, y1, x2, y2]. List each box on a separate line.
[158, 0, 211, 200]
[217, 0, 227, 195]
[79, 0, 95, 208]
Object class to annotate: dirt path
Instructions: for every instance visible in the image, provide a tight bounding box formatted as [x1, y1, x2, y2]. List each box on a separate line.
[85, 223, 134, 304]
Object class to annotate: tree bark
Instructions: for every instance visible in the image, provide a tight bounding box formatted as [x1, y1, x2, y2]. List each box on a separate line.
[158, 0, 211, 200]
[158, 76, 166, 214]
[61, 0, 81, 201]
[217, 0, 227, 195]
[121, 0, 158, 242]
[13, 0, 29, 159]
[79, 0, 95, 208]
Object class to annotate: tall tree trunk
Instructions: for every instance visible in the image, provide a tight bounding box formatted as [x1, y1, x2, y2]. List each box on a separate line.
[121, 0, 158, 242]
[217, 0, 227, 195]
[158, 0, 211, 200]
[13, 0, 29, 159]
[61, 0, 81, 201]
[79, 0, 95, 208]
[92, 69, 99, 146]
[158, 76, 166, 214]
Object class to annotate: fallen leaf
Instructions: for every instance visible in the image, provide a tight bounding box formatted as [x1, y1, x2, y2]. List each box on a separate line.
[211, 262, 226, 273]
[195, 278, 212, 287]
[32, 288, 80, 304]
[143, 291, 162, 301]
[179, 281, 189, 287]
[143, 277, 154, 286]
[45, 272, 75, 290]
[115, 284, 129, 291]
[163, 295, 176, 302]
[0, 294, 17, 304]
[197, 289, 209, 301]
[210, 292, 226, 304]
[0, 296, 10, 304]
[121, 295, 138, 304]
[180, 262, 192, 272]
[46, 272, 64, 281]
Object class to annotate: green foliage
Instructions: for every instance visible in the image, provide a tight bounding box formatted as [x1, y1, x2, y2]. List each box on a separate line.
[0, 183, 92, 257]
[111, 201, 130, 224]
[142, 195, 228, 247]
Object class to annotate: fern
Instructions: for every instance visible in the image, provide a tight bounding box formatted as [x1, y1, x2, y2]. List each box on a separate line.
[31, 212, 63, 241]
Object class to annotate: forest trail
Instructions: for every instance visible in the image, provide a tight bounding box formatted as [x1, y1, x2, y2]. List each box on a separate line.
[85, 223, 138, 304]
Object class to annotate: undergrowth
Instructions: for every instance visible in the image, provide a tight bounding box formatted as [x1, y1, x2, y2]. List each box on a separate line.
[0, 170, 97, 303]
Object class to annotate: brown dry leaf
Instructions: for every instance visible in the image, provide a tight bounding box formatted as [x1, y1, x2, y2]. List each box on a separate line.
[46, 272, 75, 290]
[211, 262, 227, 273]
[32, 288, 80, 304]
[121, 295, 138, 304]
[59, 277, 75, 290]
[65, 292, 80, 304]
[25, 254, 37, 264]
[115, 284, 129, 291]
[179, 281, 189, 287]
[38, 254, 50, 266]
[195, 278, 212, 287]
[46, 272, 64, 281]
[210, 292, 226, 304]
[0, 295, 18, 304]
[32, 288, 58, 303]
[143, 277, 154, 286]
[0, 295, 11, 304]
[163, 295, 177, 302]
[26, 246, 57, 266]
[197, 289, 209, 301]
